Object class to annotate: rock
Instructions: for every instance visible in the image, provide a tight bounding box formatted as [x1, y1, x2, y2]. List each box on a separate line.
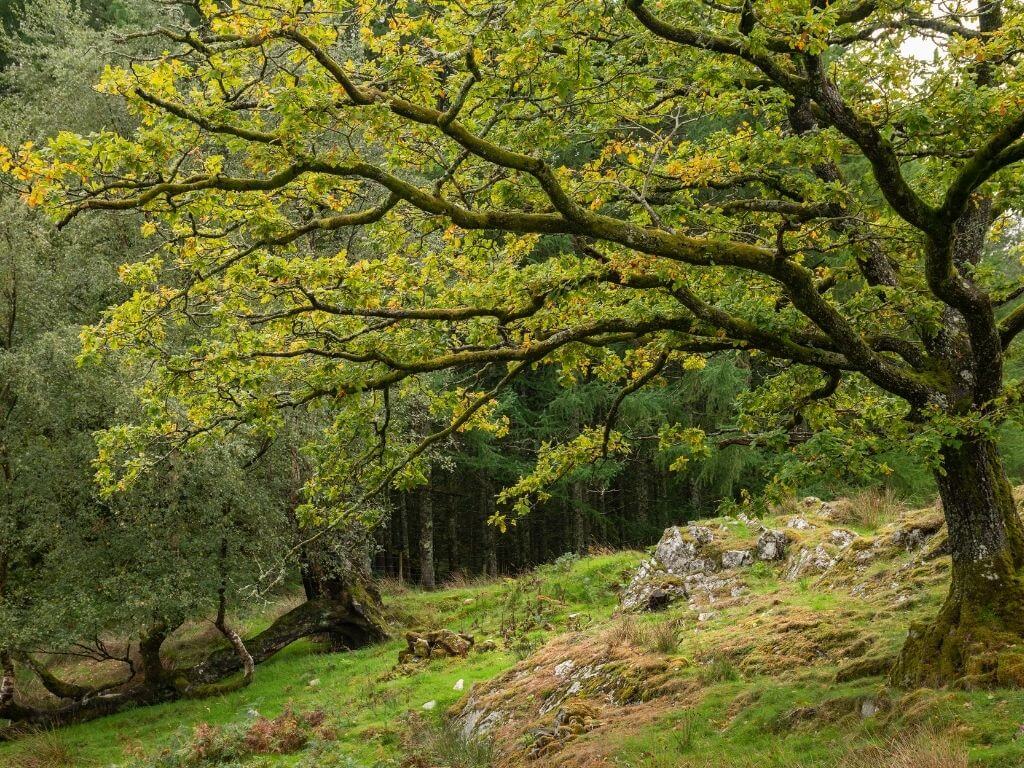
[787, 517, 813, 530]
[422, 700, 437, 710]
[554, 660, 576, 680]
[412, 637, 431, 658]
[687, 524, 715, 545]
[785, 546, 836, 580]
[860, 699, 878, 718]
[399, 629, 476, 667]
[756, 529, 788, 561]
[454, 678, 465, 691]
[721, 549, 754, 569]
[529, 700, 598, 758]
[818, 500, 850, 520]
[737, 511, 761, 527]
[697, 611, 717, 622]
[307, 678, 321, 688]
[829, 529, 857, 548]
[800, 496, 823, 509]
[620, 559, 688, 612]
[891, 526, 934, 551]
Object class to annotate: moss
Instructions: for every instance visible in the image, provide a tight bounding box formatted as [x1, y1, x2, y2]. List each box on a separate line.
[835, 654, 896, 683]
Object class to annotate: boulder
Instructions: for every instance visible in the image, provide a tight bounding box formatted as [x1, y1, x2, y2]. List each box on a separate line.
[756, 529, 788, 561]
[721, 549, 754, 569]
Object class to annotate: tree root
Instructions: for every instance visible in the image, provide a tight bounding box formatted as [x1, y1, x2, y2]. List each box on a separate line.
[891, 574, 1024, 688]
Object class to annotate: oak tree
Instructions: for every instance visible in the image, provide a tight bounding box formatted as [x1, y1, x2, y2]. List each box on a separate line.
[14, 0, 1024, 685]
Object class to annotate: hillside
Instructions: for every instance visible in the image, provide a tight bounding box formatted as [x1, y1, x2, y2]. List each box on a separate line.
[5, 494, 1024, 768]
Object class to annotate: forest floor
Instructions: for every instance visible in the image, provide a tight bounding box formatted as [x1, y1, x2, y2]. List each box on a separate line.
[4, 497, 1024, 767]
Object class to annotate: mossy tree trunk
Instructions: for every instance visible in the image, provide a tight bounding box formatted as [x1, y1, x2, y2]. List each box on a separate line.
[892, 435, 1024, 687]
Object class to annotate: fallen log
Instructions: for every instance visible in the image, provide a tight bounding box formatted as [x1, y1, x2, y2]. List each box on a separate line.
[0, 586, 389, 731]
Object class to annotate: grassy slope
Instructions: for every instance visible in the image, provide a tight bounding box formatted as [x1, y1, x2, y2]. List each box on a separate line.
[0, 554, 638, 767]
[4, 504, 1024, 767]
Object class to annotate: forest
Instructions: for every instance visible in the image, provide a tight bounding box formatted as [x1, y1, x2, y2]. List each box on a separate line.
[4, 0, 1024, 765]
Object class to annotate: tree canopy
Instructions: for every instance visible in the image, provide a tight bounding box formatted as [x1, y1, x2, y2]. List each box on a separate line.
[12, 0, 1024, 686]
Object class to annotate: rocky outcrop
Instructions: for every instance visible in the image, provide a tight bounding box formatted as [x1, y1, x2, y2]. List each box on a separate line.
[621, 522, 790, 612]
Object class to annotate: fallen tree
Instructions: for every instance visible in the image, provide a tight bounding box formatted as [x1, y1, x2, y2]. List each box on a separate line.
[0, 578, 388, 731]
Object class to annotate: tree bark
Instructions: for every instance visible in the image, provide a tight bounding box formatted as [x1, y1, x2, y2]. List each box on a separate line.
[892, 435, 1024, 687]
[419, 487, 435, 590]
[399, 493, 409, 584]
[186, 586, 386, 687]
[447, 495, 459, 579]
[139, 622, 172, 698]
[480, 478, 498, 578]
[0, 650, 13, 708]
[571, 482, 587, 554]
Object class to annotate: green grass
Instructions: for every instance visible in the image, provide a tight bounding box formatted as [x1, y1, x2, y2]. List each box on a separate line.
[0, 552, 640, 767]
[4, 538, 1024, 768]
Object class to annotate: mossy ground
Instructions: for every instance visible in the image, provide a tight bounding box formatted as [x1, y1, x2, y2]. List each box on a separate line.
[3, 506, 1024, 767]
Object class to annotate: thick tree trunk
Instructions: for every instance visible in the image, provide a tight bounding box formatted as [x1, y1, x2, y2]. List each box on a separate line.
[892, 436, 1024, 687]
[419, 488, 435, 590]
[139, 622, 172, 698]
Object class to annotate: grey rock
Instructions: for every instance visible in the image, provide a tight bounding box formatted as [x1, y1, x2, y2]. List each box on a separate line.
[756, 529, 788, 561]
[829, 529, 858, 548]
[721, 549, 754, 569]
[785, 545, 836, 580]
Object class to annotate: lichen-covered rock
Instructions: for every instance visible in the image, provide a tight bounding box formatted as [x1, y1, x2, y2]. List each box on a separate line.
[721, 549, 754, 569]
[756, 529, 788, 561]
[787, 517, 814, 530]
[785, 545, 836, 580]
[620, 565, 687, 612]
[829, 529, 858, 548]
[458, 705, 505, 740]
[621, 524, 726, 611]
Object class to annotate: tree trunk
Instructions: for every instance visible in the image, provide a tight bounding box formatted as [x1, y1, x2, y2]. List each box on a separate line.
[571, 482, 587, 554]
[186, 586, 387, 686]
[892, 435, 1024, 687]
[480, 478, 498, 577]
[0, 650, 14, 708]
[399, 493, 409, 584]
[139, 622, 172, 698]
[419, 488, 435, 590]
